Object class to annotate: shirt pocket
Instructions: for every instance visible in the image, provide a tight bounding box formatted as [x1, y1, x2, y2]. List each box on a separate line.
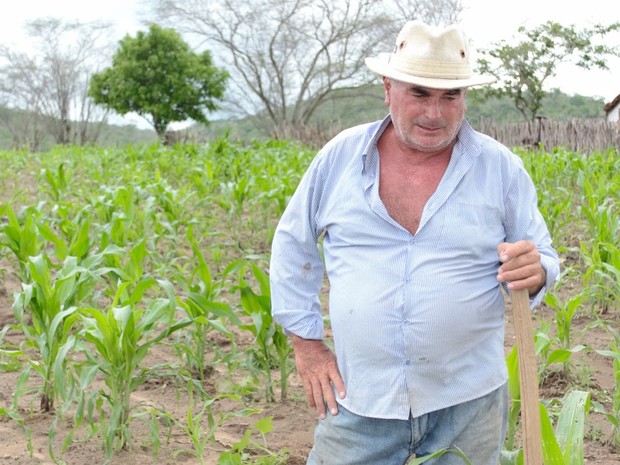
[433, 200, 504, 258]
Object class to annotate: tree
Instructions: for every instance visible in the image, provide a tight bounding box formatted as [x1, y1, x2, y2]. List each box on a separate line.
[476, 21, 620, 122]
[89, 24, 228, 140]
[149, 0, 462, 137]
[0, 18, 112, 149]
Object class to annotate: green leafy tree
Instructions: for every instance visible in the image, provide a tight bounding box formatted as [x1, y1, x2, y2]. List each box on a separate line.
[89, 24, 228, 140]
[476, 21, 620, 122]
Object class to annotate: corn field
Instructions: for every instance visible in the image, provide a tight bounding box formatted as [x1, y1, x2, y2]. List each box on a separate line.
[0, 139, 618, 464]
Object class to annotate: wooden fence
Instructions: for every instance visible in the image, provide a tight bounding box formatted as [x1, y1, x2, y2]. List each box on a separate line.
[474, 118, 620, 153]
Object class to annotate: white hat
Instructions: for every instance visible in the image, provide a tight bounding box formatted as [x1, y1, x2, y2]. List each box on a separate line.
[365, 21, 496, 89]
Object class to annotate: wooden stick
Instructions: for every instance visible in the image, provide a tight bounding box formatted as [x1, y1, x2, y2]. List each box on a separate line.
[511, 288, 543, 464]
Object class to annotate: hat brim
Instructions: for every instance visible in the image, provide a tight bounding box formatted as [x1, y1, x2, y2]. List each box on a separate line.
[365, 56, 496, 89]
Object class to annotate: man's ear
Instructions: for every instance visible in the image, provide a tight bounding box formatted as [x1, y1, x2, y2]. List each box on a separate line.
[383, 76, 391, 106]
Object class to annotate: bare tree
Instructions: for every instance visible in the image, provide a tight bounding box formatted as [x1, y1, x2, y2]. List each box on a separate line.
[0, 18, 112, 149]
[389, 0, 463, 27]
[0, 53, 47, 150]
[150, 0, 462, 136]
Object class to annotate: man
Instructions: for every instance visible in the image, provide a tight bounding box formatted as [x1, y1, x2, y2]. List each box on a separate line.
[269, 20, 560, 465]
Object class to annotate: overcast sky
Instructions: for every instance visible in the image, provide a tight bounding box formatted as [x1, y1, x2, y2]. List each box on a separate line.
[460, 0, 620, 101]
[0, 0, 618, 127]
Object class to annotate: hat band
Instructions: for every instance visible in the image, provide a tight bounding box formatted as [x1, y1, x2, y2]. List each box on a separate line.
[388, 55, 472, 80]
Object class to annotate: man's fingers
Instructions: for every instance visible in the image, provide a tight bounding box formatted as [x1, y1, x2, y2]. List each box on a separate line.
[302, 379, 316, 409]
[321, 377, 339, 416]
[498, 240, 536, 263]
[309, 378, 326, 417]
[303, 372, 343, 419]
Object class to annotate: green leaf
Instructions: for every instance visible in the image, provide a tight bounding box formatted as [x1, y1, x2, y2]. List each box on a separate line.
[540, 402, 566, 465]
[555, 391, 590, 465]
[406, 448, 472, 464]
[253, 416, 273, 435]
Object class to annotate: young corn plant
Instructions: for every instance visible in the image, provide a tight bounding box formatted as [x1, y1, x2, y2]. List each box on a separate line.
[591, 325, 620, 448]
[41, 163, 68, 203]
[579, 170, 619, 312]
[0, 204, 46, 281]
[581, 240, 620, 314]
[175, 226, 243, 381]
[217, 417, 291, 465]
[540, 292, 587, 378]
[12, 254, 102, 411]
[237, 261, 293, 402]
[169, 380, 219, 465]
[167, 379, 259, 465]
[539, 390, 592, 465]
[502, 340, 593, 465]
[37, 206, 92, 263]
[80, 277, 192, 462]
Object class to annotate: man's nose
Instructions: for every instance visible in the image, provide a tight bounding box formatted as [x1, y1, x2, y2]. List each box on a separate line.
[423, 99, 442, 118]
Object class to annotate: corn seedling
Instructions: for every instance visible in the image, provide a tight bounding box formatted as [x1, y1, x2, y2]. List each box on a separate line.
[37, 206, 92, 263]
[173, 225, 243, 379]
[169, 379, 258, 465]
[591, 325, 620, 448]
[542, 292, 586, 377]
[217, 417, 290, 465]
[80, 278, 192, 461]
[41, 163, 68, 203]
[540, 390, 591, 465]
[237, 261, 292, 402]
[534, 323, 587, 380]
[169, 379, 219, 465]
[12, 254, 104, 411]
[0, 204, 45, 280]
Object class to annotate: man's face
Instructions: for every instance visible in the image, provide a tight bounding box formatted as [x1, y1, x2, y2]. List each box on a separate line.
[384, 78, 467, 153]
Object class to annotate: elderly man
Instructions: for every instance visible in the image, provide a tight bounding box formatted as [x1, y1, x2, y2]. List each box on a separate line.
[269, 20, 559, 465]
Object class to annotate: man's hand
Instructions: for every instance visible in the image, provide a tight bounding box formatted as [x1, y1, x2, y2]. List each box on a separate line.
[497, 240, 546, 296]
[291, 335, 346, 419]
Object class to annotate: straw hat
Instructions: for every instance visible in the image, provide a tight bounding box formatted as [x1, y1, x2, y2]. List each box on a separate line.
[365, 20, 496, 89]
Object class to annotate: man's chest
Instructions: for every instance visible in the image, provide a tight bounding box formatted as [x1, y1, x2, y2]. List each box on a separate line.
[379, 165, 446, 234]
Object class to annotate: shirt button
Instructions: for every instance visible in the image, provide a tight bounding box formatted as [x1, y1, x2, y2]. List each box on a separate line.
[405, 360, 411, 366]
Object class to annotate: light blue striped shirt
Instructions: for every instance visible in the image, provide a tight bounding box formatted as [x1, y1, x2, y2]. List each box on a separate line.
[270, 116, 560, 419]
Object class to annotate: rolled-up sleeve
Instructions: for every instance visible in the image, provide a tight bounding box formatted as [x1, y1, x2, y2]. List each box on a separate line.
[269, 152, 328, 340]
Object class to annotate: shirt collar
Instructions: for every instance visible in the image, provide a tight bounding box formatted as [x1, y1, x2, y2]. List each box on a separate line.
[362, 115, 392, 173]
[362, 115, 481, 173]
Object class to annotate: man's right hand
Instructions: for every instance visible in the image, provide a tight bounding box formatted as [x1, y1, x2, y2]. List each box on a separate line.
[291, 335, 346, 419]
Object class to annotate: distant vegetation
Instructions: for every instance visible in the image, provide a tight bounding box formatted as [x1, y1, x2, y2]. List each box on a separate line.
[0, 87, 607, 150]
[196, 86, 608, 143]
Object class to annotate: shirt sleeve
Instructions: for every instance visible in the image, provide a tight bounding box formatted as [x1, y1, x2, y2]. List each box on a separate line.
[503, 157, 561, 308]
[269, 151, 329, 340]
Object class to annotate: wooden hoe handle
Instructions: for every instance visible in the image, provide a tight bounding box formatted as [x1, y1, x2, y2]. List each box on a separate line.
[511, 289, 543, 464]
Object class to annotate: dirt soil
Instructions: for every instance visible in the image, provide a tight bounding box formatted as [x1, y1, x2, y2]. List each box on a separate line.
[1, 284, 619, 464]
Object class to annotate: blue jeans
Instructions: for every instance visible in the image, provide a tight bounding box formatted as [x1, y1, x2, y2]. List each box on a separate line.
[306, 383, 509, 465]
